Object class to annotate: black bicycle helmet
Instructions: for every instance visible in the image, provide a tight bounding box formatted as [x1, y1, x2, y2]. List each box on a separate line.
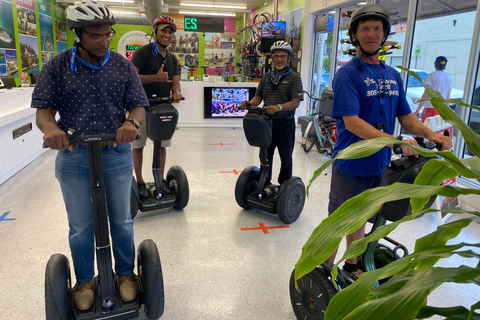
[348, 4, 391, 47]
[66, 0, 116, 30]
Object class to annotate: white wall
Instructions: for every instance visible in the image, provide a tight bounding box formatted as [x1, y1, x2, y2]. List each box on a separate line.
[0, 88, 46, 185]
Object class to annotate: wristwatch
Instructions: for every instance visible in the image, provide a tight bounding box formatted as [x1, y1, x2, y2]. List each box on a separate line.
[126, 119, 140, 129]
[278, 104, 283, 111]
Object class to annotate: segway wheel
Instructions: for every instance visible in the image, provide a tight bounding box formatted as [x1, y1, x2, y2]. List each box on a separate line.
[45, 253, 71, 320]
[138, 239, 164, 320]
[302, 122, 316, 153]
[276, 177, 305, 224]
[166, 165, 189, 210]
[234, 166, 260, 209]
[289, 267, 337, 320]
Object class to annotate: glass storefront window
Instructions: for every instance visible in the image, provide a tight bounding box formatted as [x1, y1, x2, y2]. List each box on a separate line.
[406, 1, 476, 149]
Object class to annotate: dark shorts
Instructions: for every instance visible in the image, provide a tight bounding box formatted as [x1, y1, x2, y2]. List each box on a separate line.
[328, 162, 383, 222]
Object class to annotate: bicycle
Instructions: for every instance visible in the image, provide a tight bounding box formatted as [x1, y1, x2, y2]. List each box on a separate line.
[301, 90, 337, 156]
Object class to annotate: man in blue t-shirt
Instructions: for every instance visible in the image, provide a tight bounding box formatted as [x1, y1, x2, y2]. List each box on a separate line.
[325, 4, 452, 281]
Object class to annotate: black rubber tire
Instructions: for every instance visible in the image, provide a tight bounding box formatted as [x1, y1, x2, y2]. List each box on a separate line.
[276, 177, 305, 224]
[130, 177, 139, 219]
[166, 165, 189, 210]
[138, 239, 164, 320]
[290, 267, 337, 320]
[45, 253, 71, 320]
[234, 166, 260, 209]
[302, 122, 316, 153]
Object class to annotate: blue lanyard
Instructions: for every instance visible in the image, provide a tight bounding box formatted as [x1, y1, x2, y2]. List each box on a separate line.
[360, 59, 387, 117]
[152, 42, 163, 57]
[70, 44, 111, 72]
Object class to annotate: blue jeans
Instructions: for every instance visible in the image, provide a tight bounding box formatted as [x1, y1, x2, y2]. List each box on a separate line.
[55, 143, 135, 283]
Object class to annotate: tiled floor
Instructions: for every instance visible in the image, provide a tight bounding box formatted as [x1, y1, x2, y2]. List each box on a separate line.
[0, 126, 478, 320]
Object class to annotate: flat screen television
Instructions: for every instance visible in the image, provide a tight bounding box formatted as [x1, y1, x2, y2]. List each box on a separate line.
[204, 87, 256, 118]
[261, 21, 286, 38]
[125, 44, 142, 61]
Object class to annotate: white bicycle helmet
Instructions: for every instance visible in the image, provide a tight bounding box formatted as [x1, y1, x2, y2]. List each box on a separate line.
[66, 0, 116, 30]
[270, 40, 293, 56]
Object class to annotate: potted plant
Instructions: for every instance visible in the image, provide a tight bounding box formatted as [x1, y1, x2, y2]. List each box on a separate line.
[293, 68, 480, 320]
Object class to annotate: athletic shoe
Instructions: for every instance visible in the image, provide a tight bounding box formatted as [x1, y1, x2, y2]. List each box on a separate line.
[137, 182, 149, 200]
[119, 273, 138, 302]
[73, 278, 94, 310]
[342, 268, 363, 284]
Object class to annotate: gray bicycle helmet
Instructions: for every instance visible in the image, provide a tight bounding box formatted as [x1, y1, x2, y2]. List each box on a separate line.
[348, 4, 391, 46]
[66, 0, 116, 30]
[270, 40, 293, 56]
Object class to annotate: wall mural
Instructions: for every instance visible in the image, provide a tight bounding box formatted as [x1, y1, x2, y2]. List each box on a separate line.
[0, 0, 16, 76]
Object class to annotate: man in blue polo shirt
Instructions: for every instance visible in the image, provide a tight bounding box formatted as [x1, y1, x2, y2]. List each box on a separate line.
[31, 0, 148, 310]
[326, 4, 452, 281]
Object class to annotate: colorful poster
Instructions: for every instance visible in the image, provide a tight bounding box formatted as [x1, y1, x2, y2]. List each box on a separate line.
[0, 0, 16, 50]
[5, 48, 18, 76]
[56, 40, 67, 54]
[16, 0, 34, 11]
[39, 14, 54, 52]
[170, 30, 199, 68]
[17, 7, 37, 36]
[55, 20, 66, 42]
[19, 34, 39, 74]
[204, 32, 235, 69]
[38, 0, 52, 16]
[55, 3, 67, 22]
[278, 8, 303, 72]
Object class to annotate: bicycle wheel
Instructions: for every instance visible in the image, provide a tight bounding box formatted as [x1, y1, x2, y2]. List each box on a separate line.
[302, 121, 317, 153]
[253, 12, 271, 24]
[322, 130, 334, 157]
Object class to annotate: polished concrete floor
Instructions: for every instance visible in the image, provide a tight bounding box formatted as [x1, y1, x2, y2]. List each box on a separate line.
[0, 126, 479, 320]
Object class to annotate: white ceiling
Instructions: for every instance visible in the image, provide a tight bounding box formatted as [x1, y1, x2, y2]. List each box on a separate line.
[58, 0, 269, 17]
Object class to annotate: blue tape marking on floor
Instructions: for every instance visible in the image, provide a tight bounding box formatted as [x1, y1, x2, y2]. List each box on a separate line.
[0, 211, 15, 222]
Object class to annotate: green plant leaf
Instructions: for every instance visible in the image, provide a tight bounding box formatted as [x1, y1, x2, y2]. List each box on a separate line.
[294, 183, 480, 281]
[415, 217, 480, 268]
[417, 305, 479, 320]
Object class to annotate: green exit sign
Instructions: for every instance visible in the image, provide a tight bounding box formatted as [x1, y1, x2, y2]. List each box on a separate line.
[185, 17, 198, 30]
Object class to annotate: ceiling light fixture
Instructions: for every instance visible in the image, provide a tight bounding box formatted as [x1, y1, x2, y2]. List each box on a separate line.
[179, 10, 236, 17]
[180, 3, 246, 9]
[98, 0, 135, 3]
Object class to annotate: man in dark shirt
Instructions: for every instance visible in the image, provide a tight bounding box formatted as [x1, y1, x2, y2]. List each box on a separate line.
[131, 16, 182, 198]
[31, 1, 147, 311]
[240, 40, 303, 185]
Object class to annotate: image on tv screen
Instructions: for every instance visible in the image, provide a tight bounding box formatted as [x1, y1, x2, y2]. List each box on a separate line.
[125, 45, 142, 61]
[205, 87, 253, 118]
[261, 21, 286, 38]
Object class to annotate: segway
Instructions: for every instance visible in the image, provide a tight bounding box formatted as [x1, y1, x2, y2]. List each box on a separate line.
[235, 105, 306, 224]
[289, 133, 449, 319]
[45, 132, 164, 320]
[130, 97, 189, 218]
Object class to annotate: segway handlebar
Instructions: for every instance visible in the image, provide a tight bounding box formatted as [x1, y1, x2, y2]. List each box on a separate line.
[393, 129, 450, 155]
[43, 132, 140, 148]
[148, 96, 185, 108]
